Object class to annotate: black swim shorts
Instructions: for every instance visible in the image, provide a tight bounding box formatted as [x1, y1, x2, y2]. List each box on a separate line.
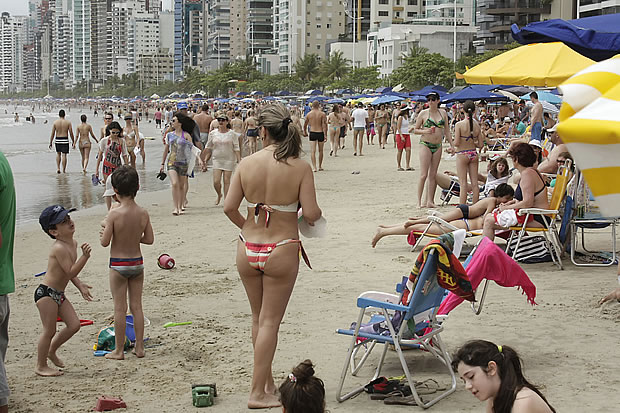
[55, 143, 69, 154]
[340, 125, 347, 138]
[309, 132, 325, 142]
[457, 204, 470, 219]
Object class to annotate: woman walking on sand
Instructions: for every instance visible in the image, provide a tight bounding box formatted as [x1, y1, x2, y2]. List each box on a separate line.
[414, 92, 453, 208]
[454, 100, 483, 205]
[201, 112, 240, 205]
[223, 104, 322, 409]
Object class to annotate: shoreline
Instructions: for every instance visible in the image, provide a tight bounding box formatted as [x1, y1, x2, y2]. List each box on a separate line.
[6, 137, 620, 412]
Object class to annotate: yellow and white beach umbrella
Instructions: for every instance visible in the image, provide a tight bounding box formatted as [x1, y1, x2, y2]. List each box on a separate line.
[557, 55, 620, 217]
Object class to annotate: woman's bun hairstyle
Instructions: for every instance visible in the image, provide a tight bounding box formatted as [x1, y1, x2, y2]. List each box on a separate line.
[279, 360, 325, 413]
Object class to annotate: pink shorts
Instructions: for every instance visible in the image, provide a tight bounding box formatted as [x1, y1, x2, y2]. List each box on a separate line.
[396, 134, 411, 150]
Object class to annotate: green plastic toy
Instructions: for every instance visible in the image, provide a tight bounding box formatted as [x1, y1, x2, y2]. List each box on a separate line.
[192, 384, 217, 407]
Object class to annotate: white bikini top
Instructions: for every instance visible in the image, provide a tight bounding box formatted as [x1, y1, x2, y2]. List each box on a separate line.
[247, 201, 298, 212]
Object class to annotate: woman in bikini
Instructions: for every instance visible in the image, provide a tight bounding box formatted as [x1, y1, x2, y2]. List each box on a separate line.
[454, 100, 484, 205]
[223, 104, 322, 409]
[482, 142, 550, 241]
[123, 113, 139, 168]
[327, 104, 342, 157]
[414, 92, 454, 208]
[76, 114, 99, 174]
[95, 121, 129, 210]
[375, 104, 389, 149]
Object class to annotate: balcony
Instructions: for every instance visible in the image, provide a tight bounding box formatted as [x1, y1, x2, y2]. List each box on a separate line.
[485, 0, 551, 15]
[489, 24, 511, 33]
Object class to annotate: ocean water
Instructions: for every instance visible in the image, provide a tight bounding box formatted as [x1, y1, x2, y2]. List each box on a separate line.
[0, 104, 170, 225]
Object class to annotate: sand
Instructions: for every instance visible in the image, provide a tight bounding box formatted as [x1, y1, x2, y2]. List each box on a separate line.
[6, 135, 620, 412]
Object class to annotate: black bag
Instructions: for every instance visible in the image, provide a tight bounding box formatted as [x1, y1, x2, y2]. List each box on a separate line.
[506, 235, 552, 263]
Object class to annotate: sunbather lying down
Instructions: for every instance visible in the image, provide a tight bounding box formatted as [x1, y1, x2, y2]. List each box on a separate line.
[372, 183, 514, 248]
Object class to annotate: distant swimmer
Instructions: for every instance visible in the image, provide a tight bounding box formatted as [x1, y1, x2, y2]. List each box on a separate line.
[48, 110, 75, 174]
[14, 113, 19, 122]
[76, 114, 99, 174]
[30, 113, 35, 124]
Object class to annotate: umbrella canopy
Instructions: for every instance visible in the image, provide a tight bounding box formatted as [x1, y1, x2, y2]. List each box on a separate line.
[240, 98, 254, 103]
[235, 91, 249, 97]
[501, 86, 533, 96]
[335, 88, 354, 95]
[150, 94, 160, 99]
[305, 89, 322, 95]
[376, 86, 393, 94]
[262, 96, 277, 101]
[463, 42, 595, 87]
[327, 98, 345, 104]
[250, 91, 264, 96]
[511, 15, 620, 62]
[411, 85, 448, 96]
[276, 90, 291, 96]
[525, 100, 559, 114]
[521, 90, 563, 105]
[306, 96, 329, 102]
[442, 86, 509, 103]
[392, 84, 405, 92]
[372, 95, 405, 105]
[495, 90, 520, 101]
[556, 55, 620, 216]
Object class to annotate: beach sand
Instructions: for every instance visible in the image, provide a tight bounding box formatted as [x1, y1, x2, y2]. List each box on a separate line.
[6, 135, 620, 412]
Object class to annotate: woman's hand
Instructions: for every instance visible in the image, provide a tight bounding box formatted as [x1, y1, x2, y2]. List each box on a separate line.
[159, 164, 164, 173]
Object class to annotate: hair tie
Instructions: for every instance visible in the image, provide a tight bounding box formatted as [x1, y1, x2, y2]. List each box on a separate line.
[282, 117, 292, 128]
[288, 373, 297, 383]
[497, 345, 503, 353]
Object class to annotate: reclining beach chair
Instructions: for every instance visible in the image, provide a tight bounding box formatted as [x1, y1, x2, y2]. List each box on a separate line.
[410, 215, 482, 253]
[506, 163, 571, 269]
[335, 249, 457, 408]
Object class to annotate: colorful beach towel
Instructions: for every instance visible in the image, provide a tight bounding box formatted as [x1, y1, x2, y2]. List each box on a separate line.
[438, 237, 537, 315]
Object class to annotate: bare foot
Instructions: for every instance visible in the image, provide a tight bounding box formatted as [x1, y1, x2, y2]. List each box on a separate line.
[371, 228, 385, 248]
[248, 393, 281, 409]
[105, 351, 124, 360]
[133, 346, 145, 358]
[265, 382, 278, 395]
[56, 170, 60, 174]
[35, 366, 63, 377]
[215, 193, 222, 205]
[427, 203, 437, 208]
[318, 168, 324, 171]
[313, 168, 318, 172]
[48, 353, 65, 368]
[172, 209, 179, 216]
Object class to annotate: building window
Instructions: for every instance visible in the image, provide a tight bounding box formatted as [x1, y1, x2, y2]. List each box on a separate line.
[379, 0, 388, 4]
[378, 11, 388, 16]
[327, 23, 331, 28]
[395, 12, 400, 17]
[317, 24, 321, 28]
[408, 0, 417, 4]
[317, 45, 321, 49]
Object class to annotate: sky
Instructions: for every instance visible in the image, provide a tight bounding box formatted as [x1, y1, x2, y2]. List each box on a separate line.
[0, 1, 173, 16]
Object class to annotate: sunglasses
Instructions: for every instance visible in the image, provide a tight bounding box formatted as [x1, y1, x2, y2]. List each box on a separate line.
[217, 118, 226, 121]
[110, 131, 121, 135]
[428, 97, 439, 102]
[557, 159, 567, 163]
[104, 117, 113, 120]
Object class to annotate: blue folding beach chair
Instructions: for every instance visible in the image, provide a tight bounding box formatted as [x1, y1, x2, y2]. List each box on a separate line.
[335, 250, 457, 408]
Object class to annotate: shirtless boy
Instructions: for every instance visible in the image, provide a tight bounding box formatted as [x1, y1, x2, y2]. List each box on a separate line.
[48, 110, 75, 174]
[36, 205, 93, 376]
[371, 183, 514, 247]
[303, 101, 328, 172]
[76, 114, 99, 174]
[100, 166, 154, 360]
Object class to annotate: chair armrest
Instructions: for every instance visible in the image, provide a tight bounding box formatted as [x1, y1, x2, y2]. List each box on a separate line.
[516, 208, 558, 216]
[357, 297, 409, 312]
[357, 291, 400, 304]
[428, 215, 458, 231]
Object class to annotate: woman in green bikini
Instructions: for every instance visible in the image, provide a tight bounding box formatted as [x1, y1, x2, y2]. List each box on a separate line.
[375, 104, 389, 149]
[413, 92, 454, 208]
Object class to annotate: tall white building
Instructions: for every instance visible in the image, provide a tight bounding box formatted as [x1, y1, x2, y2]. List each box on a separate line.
[52, 0, 73, 86]
[0, 13, 25, 92]
[128, 12, 160, 74]
[71, 0, 91, 85]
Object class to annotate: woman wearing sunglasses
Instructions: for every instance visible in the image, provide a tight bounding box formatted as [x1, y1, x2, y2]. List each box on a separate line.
[414, 92, 454, 208]
[95, 121, 129, 210]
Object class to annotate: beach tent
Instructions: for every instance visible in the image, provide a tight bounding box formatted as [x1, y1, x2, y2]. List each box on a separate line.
[371, 95, 404, 105]
[521, 90, 562, 105]
[556, 55, 620, 217]
[442, 86, 509, 103]
[463, 42, 595, 87]
[376, 86, 393, 94]
[511, 15, 620, 62]
[305, 89, 322, 95]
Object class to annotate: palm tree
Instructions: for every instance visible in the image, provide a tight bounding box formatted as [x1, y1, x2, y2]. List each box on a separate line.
[320, 51, 351, 81]
[400, 44, 429, 64]
[294, 54, 321, 82]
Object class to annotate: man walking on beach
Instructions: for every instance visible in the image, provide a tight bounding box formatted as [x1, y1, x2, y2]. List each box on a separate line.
[48, 110, 75, 174]
[351, 103, 369, 156]
[530, 92, 543, 142]
[194, 104, 213, 149]
[0, 151, 15, 413]
[303, 101, 328, 172]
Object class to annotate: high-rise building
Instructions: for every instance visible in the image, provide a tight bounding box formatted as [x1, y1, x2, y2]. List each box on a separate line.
[246, 0, 275, 55]
[71, 0, 91, 85]
[52, 0, 73, 86]
[475, 0, 550, 53]
[183, 0, 205, 70]
[128, 12, 160, 74]
[108, 1, 146, 79]
[205, 0, 231, 71]
[91, 0, 112, 85]
[578, 0, 620, 17]
[0, 13, 25, 92]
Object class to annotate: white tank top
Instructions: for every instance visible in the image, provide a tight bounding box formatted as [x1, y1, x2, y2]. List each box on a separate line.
[400, 118, 410, 134]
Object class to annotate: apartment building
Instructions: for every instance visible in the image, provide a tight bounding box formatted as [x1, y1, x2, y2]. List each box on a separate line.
[579, 0, 620, 16]
[72, 0, 91, 84]
[0, 13, 24, 92]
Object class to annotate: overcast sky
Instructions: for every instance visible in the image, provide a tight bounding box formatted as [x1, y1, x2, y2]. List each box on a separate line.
[0, 1, 173, 16]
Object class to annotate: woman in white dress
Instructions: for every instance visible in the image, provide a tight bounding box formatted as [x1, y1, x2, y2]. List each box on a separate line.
[202, 112, 241, 205]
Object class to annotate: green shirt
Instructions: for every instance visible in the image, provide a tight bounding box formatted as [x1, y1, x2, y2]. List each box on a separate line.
[0, 152, 15, 295]
[516, 121, 526, 135]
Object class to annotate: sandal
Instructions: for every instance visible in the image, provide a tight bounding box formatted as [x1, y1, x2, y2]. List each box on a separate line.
[397, 167, 404, 171]
[406, 167, 414, 171]
[384, 395, 418, 406]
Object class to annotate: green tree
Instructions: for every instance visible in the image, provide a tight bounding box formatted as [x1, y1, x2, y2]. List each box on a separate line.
[320, 51, 351, 81]
[390, 53, 453, 90]
[294, 53, 321, 82]
[399, 44, 429, 64]
[330, 66, 381, 92]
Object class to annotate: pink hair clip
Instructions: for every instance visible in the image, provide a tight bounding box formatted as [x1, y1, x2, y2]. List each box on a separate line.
[288, 373, 297, 383]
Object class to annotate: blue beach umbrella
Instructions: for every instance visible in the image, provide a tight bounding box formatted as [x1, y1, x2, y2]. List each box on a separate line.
[305, 89, 322, 95]
[327, 98, 345, 104]
[442, 86, 510, 103]
[376, 86, 393, 94]
[372, 95, 405, 105]
[521, 90, 563, 105]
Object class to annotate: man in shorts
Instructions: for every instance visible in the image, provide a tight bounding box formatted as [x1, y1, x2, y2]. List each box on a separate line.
[303, 101, 328, 172]
[193, 104, 213, 148]
[0, 151, 15, 411]
[351, 103, 369, 156]
[529, 92, 543, 142]
[48, 110, 75, 174]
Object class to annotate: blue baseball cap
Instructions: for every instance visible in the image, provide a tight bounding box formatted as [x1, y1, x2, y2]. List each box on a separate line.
[39, 205, 76, 234]
[176, 101, 188, 109]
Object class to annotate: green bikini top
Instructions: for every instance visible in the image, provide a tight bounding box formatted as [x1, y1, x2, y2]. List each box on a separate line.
[424, 117, 445, 128]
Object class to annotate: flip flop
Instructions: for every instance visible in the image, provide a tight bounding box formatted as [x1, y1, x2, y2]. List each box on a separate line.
[383, 395, 418, 406]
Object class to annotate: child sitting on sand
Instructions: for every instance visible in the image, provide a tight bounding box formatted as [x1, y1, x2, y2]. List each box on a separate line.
[100, 166, 154, 360]
[36, 205, 94, 376]
[452, 340, 555, 413]
[279, 360, 325, 413]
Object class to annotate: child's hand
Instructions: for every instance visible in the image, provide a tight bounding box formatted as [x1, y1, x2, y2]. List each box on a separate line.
[81, 243, 92, 258]
[79, 283, 94, 301]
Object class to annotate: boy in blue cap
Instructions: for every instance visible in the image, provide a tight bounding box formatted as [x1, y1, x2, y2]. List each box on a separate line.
[36, 205, 93, 376]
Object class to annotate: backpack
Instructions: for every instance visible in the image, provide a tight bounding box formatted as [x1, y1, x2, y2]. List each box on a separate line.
[506, 235, 552, 263]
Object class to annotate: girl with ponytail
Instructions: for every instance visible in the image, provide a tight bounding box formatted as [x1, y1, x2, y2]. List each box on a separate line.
[454, 100, 484, 205]
[279, 360, 326, 413]
[452, 340, 555, 413]
[223, 103, 322, 409]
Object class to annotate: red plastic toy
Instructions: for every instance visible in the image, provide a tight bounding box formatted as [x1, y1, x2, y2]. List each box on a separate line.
[94, 396, 127, 412]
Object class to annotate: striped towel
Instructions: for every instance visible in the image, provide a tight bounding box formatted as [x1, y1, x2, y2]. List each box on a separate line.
[557, 55, 620, 217]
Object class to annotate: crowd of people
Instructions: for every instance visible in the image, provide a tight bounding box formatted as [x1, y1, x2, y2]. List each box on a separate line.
[0, 89, 618, 412]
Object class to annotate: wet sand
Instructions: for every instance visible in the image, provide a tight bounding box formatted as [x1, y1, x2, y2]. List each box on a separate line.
[6, 131, 620, 412]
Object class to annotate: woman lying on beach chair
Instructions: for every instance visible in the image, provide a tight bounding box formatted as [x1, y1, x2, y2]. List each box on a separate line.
[371, 184, 514, 247]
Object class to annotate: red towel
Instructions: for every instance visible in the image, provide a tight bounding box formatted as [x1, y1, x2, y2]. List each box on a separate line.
[438, 237, 537, 315]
